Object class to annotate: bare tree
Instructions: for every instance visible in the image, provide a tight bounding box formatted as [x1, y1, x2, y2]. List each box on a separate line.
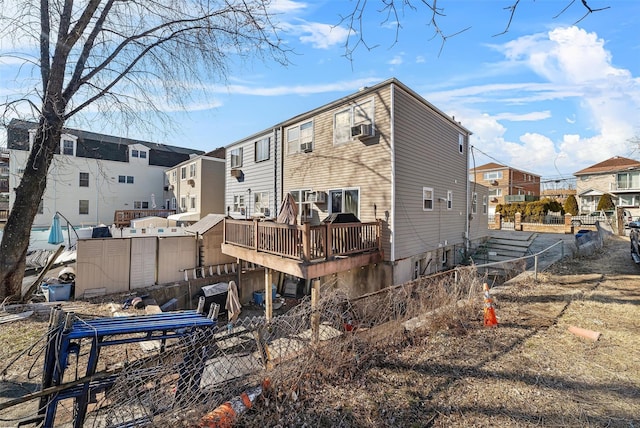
[0, 0, 288, 299]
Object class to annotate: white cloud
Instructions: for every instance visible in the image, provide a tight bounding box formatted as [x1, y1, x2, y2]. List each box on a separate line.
[202, 77, 382, 97]
[388, 54, 403, 65]
[281, 20, 351, 49]
[493, 111, 551, 121]
[416, 55, 426, 64]
[269, 0, 308, 14]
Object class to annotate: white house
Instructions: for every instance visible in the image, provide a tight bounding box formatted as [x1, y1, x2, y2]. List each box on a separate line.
[7, 119, 203, 227]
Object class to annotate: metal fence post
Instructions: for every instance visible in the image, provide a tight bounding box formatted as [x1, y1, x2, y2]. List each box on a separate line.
[534, 254, 538, 281]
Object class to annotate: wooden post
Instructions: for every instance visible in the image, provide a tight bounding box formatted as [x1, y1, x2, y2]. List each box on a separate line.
[302, 222, 311, 262]
[253, 218, 259, 251]
[326, 222, 333, 260]
[265, 268, 273, 321]
[311, 278, 320, 344]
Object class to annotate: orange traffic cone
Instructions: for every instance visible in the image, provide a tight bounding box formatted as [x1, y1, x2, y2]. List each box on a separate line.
[483, 283, 498, 327]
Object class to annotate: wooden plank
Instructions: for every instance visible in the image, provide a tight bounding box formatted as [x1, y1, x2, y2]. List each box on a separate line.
[0, 310, 34, 325]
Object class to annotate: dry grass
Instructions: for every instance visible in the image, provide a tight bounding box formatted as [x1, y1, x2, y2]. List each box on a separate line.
[239, 236, 640, 427]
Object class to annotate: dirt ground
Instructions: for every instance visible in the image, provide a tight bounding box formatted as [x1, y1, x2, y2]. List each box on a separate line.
[243, 235, 640, 427]
[1, 234, 639, 427]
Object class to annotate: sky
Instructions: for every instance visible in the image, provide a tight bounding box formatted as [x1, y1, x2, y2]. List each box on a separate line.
[1, 0, 639, 187]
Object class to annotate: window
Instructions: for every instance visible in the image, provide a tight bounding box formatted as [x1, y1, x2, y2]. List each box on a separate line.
[290, 189, 312, 221]
[190, 195, 196, 210]
[423, 187, 434, 211]
[233, 194, 245, 212]
[617, 172, 640, 190]
[230, 148, 243, 168]
[254, 191, 270, 215]
[619, 195, 637, 206]
[126, 176, 134, 184]
[118, 175, 134, 184]
[483, 171, 503, 180]
[140, 151, 146, 159]
[329, 188, 360, 217]
[447, 190, 453, 210]
[189, 163, 197, 178]
[458, 134, 464, 154]
[134, 201, 149, 209]
[488, 188, 502, 197]
[181, 166, 187, 179]
[255, 137, 270, 162]
[131, 149, 139, 158]
[287, 121, 314, 154]
[62, 139, 74, 155]
[334, 99, 374, 145]
[170, 170, 177, 182]
[170, 197, 176, 210]
[79, 172, 89, 187]
[482, 195, 488, 214]
[79, 200, 89, 215]
[180, 196, 187, 210]
[471, 193, 477, 214]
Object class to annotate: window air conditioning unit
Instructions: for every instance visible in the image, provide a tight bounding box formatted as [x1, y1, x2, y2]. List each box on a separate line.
[490, 180, 499, 186]
[300, 141, 313, 153]
[351, 123, 373, 139]
[491, 198, 498, 203]
[230, 168, 242, 178]
[187, 179, 195, 186]
[306, 190, 326, 203]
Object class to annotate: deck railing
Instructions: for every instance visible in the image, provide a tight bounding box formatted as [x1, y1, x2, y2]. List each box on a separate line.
[113, 209, 176, 227]
[224, 218, 381, 262]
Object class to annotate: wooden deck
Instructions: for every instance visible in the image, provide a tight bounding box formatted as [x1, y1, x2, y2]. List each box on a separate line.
[113, 209, 176, 227]
[222, 218, 384, 279]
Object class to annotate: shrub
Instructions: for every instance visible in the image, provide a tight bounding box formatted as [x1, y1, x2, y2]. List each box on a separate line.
[564, 195, 579, 215]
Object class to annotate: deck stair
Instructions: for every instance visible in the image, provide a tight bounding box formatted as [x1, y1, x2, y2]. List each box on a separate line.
[472, 231, 538, 265]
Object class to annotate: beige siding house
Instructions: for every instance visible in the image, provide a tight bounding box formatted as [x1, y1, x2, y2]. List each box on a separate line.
[223, 78, 487, 293]
[574, 156, 640, 213]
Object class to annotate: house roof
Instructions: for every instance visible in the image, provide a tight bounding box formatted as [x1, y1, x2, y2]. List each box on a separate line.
[472, 162, 506, 171]
[224, 77, 472, 149]
[184, 213, 225, 234]
[574, 156, 640, 176]
[7, 119, 204, 167]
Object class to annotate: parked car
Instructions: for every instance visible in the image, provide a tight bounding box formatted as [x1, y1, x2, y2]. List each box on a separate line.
[622, 209, 635, 228]
[571, 210, 614, 227]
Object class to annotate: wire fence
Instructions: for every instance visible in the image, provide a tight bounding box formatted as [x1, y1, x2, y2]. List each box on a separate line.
[1, 264, 522, 427]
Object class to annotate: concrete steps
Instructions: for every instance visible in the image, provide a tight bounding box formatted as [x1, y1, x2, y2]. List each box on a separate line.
[473, 232, 538, 265]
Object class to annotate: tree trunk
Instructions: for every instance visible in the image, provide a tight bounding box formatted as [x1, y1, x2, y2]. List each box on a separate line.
[0, 117, 62, 300]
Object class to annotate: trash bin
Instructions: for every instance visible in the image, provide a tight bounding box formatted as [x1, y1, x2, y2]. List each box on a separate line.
[42, 283, 72, 302]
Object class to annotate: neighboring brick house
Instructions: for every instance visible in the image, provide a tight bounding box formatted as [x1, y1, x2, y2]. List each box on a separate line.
[574, 156, 640, 214]
[469, 163, 541, 214]
[223, 78, 487, 296]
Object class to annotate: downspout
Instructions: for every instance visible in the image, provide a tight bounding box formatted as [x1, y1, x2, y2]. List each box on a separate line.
[465, 134, 470, 253]
[390, 84, 396, 262]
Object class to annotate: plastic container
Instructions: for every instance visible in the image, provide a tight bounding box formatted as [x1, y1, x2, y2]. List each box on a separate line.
[42, 283, 72, 302]
[253, 291, 265, 306]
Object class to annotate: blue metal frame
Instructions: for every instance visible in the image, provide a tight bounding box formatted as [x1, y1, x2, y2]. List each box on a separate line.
[40, 310, 216, 427]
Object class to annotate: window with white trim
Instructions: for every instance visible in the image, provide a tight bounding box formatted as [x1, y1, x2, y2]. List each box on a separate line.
[189, 163, 197, 178]
[131, 149, 139, 158]
[233, 194, 246, 213]
[170, 197, 176, 210]
[62, 139, 75, 155]
[118, 175, 134, 184]
[423, 187, 434, 211]
[79, 172, 89, 187]
[458, 134, 464, 154]
[471, 193, 477, 214]
[230, 148, 243, 168]
[181, 166, 187, 179]
[139, 151, 147, 159]
[79, 200, 89, 215]
[255, 137, 270, 162]
[190, 195, 196, 210]
[329, 188, 360, 218]
[488, 188, 502, 197]
[134, 201, 149, 209]
[482, 195, 488, 214]
[290, 189, 311, 221]
[180, 197, 186, 210]
[287, 121, 314, 154]
[483, 171, 503, 180]
[447, 190, 453, 210]
[254, 191, 270, 215]
[334, 99, 374, 145]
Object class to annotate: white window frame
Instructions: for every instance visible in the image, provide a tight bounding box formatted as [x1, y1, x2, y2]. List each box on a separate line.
[233, 194, 246, 213]
[423, 187, 434, 211]
[79, 172, 89, 187]
[189, 162, 197, 178]
[180, 196, 187, 210]
[488, 188, 502, 197]
[134, 201, 149, 209]
[471, 192, 477, 215]
[180, 166, 187, 180]
[79, 199, 89, 215]
[255, 137, 270, 162]
[170, 197, 177, 210]
[139, 151, 147, 159]
[254, 191, 270, 215]
[483, 171, 503, 180]
[334, 98, 374, 145]
[230, 147, 243, 168]
[329, 188, 360, 218]
[60, 134, 77, 156]
[458, 134, 464, 154]
[287, 120, 314, 154]
[447, 190, 453, 210]
[131, 149, 139, 158]
[289, 189, 311, 221]
[482, 195, 488, 214]
[190, 195, 197, 210]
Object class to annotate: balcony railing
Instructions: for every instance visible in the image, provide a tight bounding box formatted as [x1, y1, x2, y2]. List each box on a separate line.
[224, 218, 381, 262]
[113, 209, 176, 227]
